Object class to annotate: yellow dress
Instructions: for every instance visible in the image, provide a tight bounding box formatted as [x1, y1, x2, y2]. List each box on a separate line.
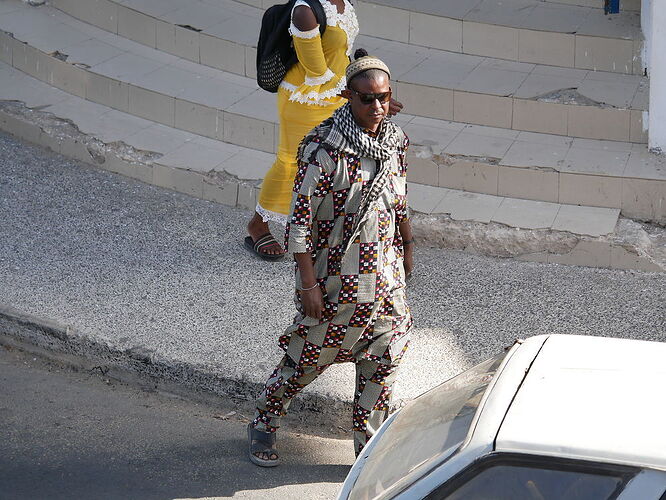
[256, 0, 359, 222]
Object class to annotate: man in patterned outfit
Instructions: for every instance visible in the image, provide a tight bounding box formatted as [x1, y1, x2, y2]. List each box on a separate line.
[248, 52, 414, 467]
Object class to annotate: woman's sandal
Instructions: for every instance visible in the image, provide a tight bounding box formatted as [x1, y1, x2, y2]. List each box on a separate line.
[244, 233, 285, 262]
[247, 423, 279, 467]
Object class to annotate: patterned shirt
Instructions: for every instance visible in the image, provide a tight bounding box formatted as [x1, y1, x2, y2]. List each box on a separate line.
[285, 127, 410, 306]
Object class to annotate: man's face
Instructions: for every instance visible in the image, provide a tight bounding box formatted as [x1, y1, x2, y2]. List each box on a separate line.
[344, 73, 391, 133]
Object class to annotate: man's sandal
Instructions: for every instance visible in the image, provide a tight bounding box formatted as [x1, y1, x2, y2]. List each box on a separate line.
[247, 423, 279, 467]
[244, 233, 285, 262]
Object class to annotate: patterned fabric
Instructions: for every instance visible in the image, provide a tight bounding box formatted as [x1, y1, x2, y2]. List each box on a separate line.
[313, 103, 403, 251]
[252, 113, 412, 455]
[288, 104, 410, 285]
[254, 290, 412, 454]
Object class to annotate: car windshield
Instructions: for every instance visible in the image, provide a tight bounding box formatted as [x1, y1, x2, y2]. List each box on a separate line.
[349, 352, 507, 500]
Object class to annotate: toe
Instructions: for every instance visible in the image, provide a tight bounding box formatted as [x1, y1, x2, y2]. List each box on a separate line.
[261, 242, 284, 256]
[252, 450, 277, 461]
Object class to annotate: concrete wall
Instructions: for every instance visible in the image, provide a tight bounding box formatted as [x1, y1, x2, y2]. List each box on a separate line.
[648, 0, 665, 151]
[641, 0, 652, 72]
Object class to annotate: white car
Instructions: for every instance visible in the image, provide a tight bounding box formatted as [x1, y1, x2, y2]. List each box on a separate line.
[338, 334, 666, 500]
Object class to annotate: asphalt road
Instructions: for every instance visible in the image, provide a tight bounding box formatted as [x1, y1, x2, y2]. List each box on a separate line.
[1, 121, 666, 500]
[0, 344, 354, 500]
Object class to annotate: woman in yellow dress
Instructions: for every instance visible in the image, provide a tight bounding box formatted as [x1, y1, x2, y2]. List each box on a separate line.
[245, 0, 377, 260]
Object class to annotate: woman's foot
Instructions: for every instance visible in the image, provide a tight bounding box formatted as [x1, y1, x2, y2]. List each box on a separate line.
[247, 423, 279, 467]
[247, 212, 285, 258]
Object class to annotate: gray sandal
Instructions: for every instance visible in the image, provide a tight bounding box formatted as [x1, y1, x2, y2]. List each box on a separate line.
[247, 423, 279, 467]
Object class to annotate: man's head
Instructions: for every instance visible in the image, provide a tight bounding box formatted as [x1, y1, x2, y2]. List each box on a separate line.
[342, 52, 391, 133]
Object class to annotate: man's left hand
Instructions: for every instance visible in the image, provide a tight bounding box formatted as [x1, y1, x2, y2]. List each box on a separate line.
[388, 98, 403, 117]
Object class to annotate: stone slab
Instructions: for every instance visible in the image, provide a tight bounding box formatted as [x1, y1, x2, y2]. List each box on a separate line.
[492, 198, 560, 229]
[435, 190, 504, 223]
[552, 204, 620, 237]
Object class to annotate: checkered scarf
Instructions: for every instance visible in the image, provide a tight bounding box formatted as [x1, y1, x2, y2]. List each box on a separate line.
[299, 103, 403, 250]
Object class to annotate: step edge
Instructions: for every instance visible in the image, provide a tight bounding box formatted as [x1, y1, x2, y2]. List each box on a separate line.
[0, 27, 649, 152]
[232, 0, 643, 41]
[357, 0, 641, 40]
[1, 54, 663, 218]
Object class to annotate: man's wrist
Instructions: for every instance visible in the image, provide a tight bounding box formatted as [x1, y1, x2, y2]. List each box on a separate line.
[298, 282, 319, 292]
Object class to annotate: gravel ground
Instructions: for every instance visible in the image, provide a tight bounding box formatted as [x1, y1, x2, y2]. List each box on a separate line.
[1, 131, 664, 405]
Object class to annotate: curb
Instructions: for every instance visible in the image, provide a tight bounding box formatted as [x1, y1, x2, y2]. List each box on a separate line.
[0, 101, 261, 213]
[0, 304, 354, 426]
[411, 215, 664, 272]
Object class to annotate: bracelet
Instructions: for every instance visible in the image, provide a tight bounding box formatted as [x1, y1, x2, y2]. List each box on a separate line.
[298, 282, 319, 291]
[403, 238, 415, 246]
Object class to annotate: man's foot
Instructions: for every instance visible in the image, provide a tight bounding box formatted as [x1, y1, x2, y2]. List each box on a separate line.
[247, 423, 279, 467]
[246, 212, 284, 259]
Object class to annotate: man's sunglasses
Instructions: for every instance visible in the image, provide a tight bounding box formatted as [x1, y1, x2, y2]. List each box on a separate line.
[349, 88, 392, 105]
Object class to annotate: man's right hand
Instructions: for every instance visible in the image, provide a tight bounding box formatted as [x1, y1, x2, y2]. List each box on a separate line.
[300, 286, 325, 320]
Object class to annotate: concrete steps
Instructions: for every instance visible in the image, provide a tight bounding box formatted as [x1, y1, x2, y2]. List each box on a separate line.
[404, 118, 665, 223]
[233, 0, 643, 74]
[0, 0, 664, 271]
[40, 0, 649, 142]
[0, 59, 270, 209]
[541, 0, 641, 11]
[0, 1, 663, 223]
[1, 60, 664, 272]
[351, 0, 643, 75]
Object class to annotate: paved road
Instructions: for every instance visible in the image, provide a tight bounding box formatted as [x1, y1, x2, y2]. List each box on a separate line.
[0, 129, 665, 407]
[0, 345, 354, 500]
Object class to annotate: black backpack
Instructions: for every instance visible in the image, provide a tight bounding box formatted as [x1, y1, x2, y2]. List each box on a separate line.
[256, 0, 327, 93]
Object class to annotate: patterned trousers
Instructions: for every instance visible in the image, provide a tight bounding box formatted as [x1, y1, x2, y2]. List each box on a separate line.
[252, 292, 411, 456]
[253, 354, 403, 455]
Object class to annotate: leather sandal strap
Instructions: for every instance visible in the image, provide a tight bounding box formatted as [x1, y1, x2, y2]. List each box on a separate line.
[254, 233, 279, 253]
[250, 425, 276, 445]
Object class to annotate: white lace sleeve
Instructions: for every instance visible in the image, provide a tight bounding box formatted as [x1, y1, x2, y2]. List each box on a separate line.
[289, 0, 321, 39]
[289, 24, 320, 39]
[305, 68, 335, 86]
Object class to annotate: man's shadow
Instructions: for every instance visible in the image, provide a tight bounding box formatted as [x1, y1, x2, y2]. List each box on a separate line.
[0, 426, 354, 500]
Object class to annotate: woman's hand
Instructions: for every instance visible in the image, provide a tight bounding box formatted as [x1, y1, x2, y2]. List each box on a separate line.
[300, 286, 325, 320]
[388, 97, 403, 117]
